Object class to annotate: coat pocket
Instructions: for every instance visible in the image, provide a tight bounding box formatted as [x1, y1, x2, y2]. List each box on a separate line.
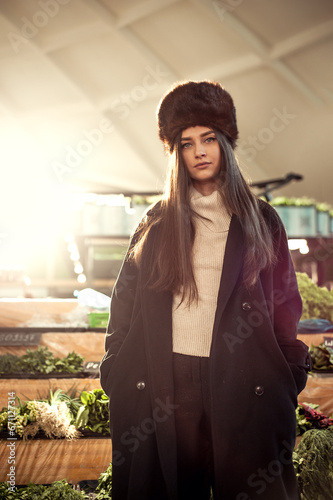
[279, 339, 311, 394]
[99, 352, 117, 396]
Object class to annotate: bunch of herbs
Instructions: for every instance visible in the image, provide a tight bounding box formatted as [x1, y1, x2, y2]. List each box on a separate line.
[75, 389, 110, 435]
[0, 479, 88, 499]
[296, 272, 333, 323]
[0, 347, 84, 375]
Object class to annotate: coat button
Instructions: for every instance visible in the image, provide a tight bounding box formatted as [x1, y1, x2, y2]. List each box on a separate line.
[254, 385, 264, 396]
[136, 381, 146, 390]
[242, 302, 252, 311]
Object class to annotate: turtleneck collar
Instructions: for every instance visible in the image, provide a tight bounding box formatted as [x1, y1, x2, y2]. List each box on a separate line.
[190, 185, 231, 233]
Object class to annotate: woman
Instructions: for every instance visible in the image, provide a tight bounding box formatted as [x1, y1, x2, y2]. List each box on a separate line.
[100, 81, 310, 500]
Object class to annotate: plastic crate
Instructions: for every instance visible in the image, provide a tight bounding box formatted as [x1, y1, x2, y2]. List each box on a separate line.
[88, 312, 109, 328]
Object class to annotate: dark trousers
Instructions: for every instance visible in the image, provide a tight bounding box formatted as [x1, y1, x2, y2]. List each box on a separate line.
[173, 353, 213, 500]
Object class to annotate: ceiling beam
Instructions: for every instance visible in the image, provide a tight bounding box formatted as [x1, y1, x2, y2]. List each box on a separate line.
[219, 11, 324, 106]
[0, 9, 94, 106]
[0, 1, 171, 180]
[187, 53, 262, 81]
[116, 0, 180, 28]
[103, 109, 165, 178]
[270, 19, 333, 59]
[81, 0, 180, 80]
[43, 22, 111, 54]
[191, 0, 325, 106]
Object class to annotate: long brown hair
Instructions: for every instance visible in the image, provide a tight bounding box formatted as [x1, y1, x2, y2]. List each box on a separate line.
[129, 131, 277, 303]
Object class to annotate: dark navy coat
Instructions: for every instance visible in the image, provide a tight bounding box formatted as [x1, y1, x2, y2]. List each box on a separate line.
[100, 201, 310, 500]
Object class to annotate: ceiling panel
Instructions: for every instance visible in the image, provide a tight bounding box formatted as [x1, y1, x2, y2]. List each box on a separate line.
[0, 0, 332, 210]
[233, 0, 333, 45]
[0, 53, 85, 111]
[131, 0, 251, 77]
[49, 31, 161, 103]
[284, 38, 333, 102]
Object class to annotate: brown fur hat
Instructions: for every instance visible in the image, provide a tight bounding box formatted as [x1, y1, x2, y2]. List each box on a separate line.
[157, 80, 238, 153]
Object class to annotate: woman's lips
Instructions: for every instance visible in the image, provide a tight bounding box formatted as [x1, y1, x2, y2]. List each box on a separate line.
[194, 162, 211, 169]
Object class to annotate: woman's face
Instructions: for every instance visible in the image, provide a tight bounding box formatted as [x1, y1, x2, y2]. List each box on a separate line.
[180, 126, 221, 195]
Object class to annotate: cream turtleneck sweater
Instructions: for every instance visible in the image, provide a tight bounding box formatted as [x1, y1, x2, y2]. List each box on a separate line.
[172, 187, 231, 357]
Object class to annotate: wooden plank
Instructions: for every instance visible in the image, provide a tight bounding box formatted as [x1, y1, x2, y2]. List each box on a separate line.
[0, 378, 102, 410]
[0, 438, 112, 485]
[0, 331, 106, 360]
[0, 299, 79, 327]
[298, 332, 333, 347]
[299, 375, 333, 416]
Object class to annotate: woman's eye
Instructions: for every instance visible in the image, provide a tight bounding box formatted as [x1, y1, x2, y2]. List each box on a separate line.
[205, 136, 216, 143]
[181, 142, 191, 149]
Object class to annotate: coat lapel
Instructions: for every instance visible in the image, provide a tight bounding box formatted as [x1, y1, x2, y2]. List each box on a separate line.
[212, 214, 244, 336]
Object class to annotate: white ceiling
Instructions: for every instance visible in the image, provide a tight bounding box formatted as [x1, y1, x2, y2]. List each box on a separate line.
[1, 0, 333, 221]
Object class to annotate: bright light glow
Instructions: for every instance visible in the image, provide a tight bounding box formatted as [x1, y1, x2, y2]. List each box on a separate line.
[70, 251, 80, 262]
[24, 276, 31, 286]
[84, 193, 98, 204]
[288, 239, 307, 250]
[67, 242, 78, 253]
[64, 234, 74, 243]
[97, 196, 106, 206]
[125, 206, 136, 215]
[0, 122, 91, 279]
[74, 263, 83, 274]
[77, 274, 87, 283]
[299, 243, 309, 254]
[288, 239, 309, 254]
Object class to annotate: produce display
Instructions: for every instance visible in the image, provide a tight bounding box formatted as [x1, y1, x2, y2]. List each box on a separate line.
[0, 473, 113, 499]
[94, 463, 113, 499]
[0, 389, 332, 498]
[296, 272, 333, 323]
[309, 343, 333, 372]
[293, 427, 333, 500]
[75, 389, 110, 435]
[296, 403, 333, 436]
[0, 388, 110, 439]
[0, 479, 87, 499]
[1, 388, 332, 441]
[1, 273, 332, 498]
[0, 347, 84, 376]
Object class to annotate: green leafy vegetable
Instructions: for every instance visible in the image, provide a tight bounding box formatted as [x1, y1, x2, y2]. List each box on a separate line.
[0, 347, 84, 376]
[0, 479, 87, 499]
[75, 389, 110, 435]
[310, 343, 333, 371]
[95, 463, 112, 499]
[296, 272, 333, 323]
[293, 427, 333, 500]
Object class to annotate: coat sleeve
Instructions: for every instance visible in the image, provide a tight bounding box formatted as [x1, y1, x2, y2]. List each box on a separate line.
[99, 236, 139, 395]
[269, 210, 311, 394]
[99, 202, 160, 394]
